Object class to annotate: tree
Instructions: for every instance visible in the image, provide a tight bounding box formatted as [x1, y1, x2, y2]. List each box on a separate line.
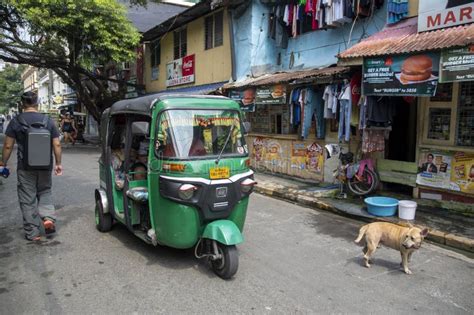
[0, 64, 24, 113]
[0, 0, 141, 121]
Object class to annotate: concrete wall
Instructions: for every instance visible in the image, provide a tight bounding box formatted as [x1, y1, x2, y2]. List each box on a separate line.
[232, 1, 388, 78]
[144, 8, 232, 93]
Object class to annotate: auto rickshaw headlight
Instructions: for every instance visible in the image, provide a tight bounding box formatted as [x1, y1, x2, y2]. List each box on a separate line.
[240, 178, 257, 193]
[178, 184, 197, 200]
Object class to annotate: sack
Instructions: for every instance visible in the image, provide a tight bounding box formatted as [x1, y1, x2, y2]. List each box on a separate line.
[17, 114, 52, 170]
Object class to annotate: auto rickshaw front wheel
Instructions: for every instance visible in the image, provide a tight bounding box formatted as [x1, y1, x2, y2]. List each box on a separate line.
[210, 243, 238, 280]
[95, 200, 112, 232]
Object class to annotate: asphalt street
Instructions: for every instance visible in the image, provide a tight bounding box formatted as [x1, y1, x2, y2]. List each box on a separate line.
[0, 143, 473, 314]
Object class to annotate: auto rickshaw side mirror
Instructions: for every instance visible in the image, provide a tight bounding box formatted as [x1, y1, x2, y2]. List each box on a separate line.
[131, 121, 150, 136]
[243, 122, 251, 135]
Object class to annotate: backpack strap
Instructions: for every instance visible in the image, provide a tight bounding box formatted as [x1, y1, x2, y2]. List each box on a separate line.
[16, 114, 29, 128]
[17, 113, 49, 128]
[41, 115, 49, 128]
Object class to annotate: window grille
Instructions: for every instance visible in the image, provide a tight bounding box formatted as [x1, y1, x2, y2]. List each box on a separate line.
[456, 81, 474, 147]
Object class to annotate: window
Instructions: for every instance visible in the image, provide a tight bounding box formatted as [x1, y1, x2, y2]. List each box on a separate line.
[173, 28, 187, 60]
[428, 108, 451, 141]
[204, 11, 224, 50]
[456, 82, 474, 146]
[150, 40, 160, 67]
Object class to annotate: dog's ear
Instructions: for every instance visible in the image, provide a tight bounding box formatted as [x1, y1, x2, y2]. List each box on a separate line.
[420, 228, 429, 237]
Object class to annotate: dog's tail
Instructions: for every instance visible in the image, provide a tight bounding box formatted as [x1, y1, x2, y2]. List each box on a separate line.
[354, 224, 369, 243]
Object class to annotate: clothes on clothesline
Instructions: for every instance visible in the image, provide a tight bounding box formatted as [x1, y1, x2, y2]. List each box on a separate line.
[387, 0, 408, 24]
[338, 83, 351, 142]
[267, 0, 375, 39]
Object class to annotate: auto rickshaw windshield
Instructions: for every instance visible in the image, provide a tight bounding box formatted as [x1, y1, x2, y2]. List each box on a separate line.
[155, 109, 246, 159]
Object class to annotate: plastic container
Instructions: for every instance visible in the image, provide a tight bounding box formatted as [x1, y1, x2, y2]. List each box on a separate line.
[398, 200, 417, 220]
[364, 197, 399, 217]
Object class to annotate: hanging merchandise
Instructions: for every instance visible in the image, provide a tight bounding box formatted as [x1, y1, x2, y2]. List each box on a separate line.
[387, 0, 408, 24]
[362, 129, 386, 153]
[301, 88, 326, 139]
[358, 95, 367, 130]
[338, 82, 352, 142]
[290, 88, 302, 129]
[366, 96, 395, 127]
[323, 84, 338, 118]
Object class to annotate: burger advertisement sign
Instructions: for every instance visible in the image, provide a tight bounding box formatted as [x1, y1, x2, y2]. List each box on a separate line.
[255, 84, 286, 105]
[363, 53, 440, 96]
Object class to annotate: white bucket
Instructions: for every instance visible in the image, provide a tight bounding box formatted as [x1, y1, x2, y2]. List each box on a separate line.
[398, 200, 417, 220]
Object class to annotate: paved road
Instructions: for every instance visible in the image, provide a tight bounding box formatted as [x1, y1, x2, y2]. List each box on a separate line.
[0, 146, 473, 314]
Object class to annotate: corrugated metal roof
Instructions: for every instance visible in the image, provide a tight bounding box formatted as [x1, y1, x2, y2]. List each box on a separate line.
[338, 17, 474, 59]
[224, 66, 350, 89]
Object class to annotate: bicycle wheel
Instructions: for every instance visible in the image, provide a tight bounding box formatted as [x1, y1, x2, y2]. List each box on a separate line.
[347, 167, 377, 196]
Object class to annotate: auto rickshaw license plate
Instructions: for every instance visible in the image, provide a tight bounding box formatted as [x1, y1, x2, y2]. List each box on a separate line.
[210, 167, 230, 179]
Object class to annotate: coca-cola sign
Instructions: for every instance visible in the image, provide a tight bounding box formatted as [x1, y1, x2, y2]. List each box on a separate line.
[166, 54, 195, 87]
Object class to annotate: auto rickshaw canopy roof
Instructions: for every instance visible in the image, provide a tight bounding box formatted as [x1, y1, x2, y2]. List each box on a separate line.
[109, 94, 233, 117]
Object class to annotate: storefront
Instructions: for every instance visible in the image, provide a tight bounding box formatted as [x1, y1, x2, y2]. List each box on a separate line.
[338, 14, 474, 203]
[224, 66, 364, 183]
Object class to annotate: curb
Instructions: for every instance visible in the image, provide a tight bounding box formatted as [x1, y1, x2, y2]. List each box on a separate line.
[255, 185, 474, 254]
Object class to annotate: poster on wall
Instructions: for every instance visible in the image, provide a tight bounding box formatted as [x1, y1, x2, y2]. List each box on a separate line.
[416, 150, 452, 189]
[363, 53, 440, 96]
[229, 89, 256, 112]
[290, 141, 324, 173]
[450, 151, 474, 194]
[255, 84, 286, 104]
[166, 54, 195, 87]
[440, 45, 474, 83]
[418, 0, 474, 32]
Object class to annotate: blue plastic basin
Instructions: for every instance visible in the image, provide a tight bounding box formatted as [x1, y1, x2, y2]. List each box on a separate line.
[364, 197, 399, 217]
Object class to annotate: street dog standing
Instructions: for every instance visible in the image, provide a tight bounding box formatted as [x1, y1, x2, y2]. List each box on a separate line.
[354, 222, 429, 275]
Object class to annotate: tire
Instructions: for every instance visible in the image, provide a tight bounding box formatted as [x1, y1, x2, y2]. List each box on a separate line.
[95, 199, 112, 232]
[347, 168, 377, 196]
[211, 243, 239, 280]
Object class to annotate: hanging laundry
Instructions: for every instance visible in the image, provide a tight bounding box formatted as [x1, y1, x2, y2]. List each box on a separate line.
[323, 84, 337, 119]
[362, 129, 386, 153]
[387, 0, 408, 24]
[338, 82, 352, 142]
[366, 96, 395, 127]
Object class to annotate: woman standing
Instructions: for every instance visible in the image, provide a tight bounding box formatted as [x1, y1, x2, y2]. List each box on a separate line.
[60, 113, 77, 145]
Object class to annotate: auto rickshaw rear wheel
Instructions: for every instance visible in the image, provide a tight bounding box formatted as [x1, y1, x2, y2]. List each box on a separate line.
[95, 200, 112, 232]
[211, 243, 238, 280]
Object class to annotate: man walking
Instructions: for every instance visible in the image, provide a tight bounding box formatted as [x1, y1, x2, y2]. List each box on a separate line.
[0, 92, 62, 242]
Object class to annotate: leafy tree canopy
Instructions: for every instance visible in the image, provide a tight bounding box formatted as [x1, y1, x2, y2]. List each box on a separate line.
[0, 64, 25, 113]
[0, 0, 141, 121]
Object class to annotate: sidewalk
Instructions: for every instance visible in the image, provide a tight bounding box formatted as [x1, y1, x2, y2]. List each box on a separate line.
[254, 172, 474, 254]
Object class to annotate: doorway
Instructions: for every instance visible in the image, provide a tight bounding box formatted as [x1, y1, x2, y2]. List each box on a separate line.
[386, 96, 417, 162]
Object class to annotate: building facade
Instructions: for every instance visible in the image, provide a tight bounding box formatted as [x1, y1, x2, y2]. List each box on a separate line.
[21, 66, 38, 94]
[142, 1, 238, 94]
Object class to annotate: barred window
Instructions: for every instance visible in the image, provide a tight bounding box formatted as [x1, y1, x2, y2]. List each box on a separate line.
[174, 28, 187, 60]
[150, 40, 160, 67]
[204, 11, 224, 50]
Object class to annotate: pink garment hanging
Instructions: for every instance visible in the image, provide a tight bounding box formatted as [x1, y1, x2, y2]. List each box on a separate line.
[292, 5, 298, 37]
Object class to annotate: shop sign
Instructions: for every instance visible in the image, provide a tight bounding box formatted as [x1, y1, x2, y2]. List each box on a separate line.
[229, 89, 256, 112]
[363, 53, 440, 96]
[166, 54, 195, 87]
[416, 149, 474, 195]
[125, 78, 138, 99]
[418, 0, 474, 32]
[255, 84, 286, 105]
[440, 46, 474, 82]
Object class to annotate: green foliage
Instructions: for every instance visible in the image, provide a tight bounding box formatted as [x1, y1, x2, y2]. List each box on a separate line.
[0, 64, 25, 113]
[9, 0, 141, 67]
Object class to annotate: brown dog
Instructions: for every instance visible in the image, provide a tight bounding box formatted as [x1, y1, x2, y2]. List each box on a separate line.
[355, 222, 429, 275]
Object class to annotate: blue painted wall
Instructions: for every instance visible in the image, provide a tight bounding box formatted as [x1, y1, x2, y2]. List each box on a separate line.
[231, 1, 388, 81]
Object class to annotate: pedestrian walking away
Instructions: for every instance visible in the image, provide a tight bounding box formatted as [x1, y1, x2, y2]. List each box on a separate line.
[0, 91, 63, 242]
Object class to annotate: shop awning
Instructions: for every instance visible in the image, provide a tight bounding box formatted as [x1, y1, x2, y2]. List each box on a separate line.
[223, 66, 350, 89]
[147, 81, 227, 96]
[338, 17, 474, 59]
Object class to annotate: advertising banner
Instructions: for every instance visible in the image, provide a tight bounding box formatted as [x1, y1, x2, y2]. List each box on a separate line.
[417, 149, 474, 195]
[418, 0, 474, 32]
[363, 53, 440, 96]
[255, 84, 286, 104]
[440, 45, 474, 83]
[290, 141, 324, 173]
[229, 89, 256, 112]
[417, 150, 452, 189]
[166, 54, 195, 87]
[450, 151, 474, 194]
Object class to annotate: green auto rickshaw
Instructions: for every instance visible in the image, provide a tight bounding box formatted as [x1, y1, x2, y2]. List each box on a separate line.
[94, 94, 255, 279]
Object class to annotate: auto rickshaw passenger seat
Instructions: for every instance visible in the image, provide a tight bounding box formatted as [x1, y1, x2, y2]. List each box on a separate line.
[126, 187, 148, 203]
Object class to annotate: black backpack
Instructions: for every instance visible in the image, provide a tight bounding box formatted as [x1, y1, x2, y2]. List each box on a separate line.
[17, 114, 52, 170]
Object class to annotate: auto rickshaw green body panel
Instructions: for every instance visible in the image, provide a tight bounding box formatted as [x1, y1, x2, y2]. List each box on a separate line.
[97, 94, 254, 251]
